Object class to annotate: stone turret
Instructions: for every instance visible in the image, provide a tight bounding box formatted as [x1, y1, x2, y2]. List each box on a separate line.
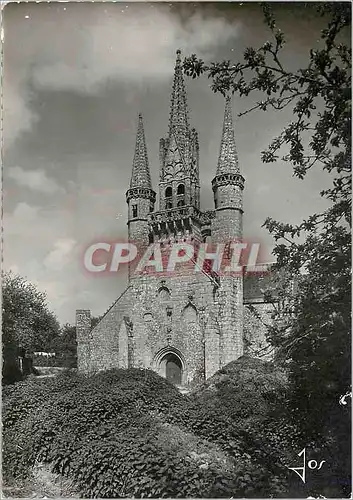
[211, 96, 245, 364]
[126, 113, 156, 278]
[211, 96, 245, 243]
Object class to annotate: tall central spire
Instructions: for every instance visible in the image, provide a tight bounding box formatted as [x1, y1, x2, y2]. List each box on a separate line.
[168, 49, 190, 155]
[216, 96, 239, 175]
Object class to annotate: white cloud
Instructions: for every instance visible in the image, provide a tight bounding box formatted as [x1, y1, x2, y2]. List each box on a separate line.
[2, 82, 39, 152]
[6, 201, 41, 227]
[3, 5, 240, 149]
[43, 238, 77, 271]
[7, 166, 64, 194]
[32, 11, 239, 92]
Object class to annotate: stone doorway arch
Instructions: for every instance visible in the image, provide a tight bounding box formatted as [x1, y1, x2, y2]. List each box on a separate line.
[153, 347, 185, 386]
[164, 353, 182, 385]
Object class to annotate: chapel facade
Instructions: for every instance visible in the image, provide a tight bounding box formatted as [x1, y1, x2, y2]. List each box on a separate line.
[76, 50, 272, 387]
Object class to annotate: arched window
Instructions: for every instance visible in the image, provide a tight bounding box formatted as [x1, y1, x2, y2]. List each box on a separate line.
[132, 205, 138, 218]
[165, 186, 173, 209]
[182, 303, 197, 324]
[143, 313, 153, 323]
[158, 286, 171, 302]
[177, 200, 185, 207]
[177, 184, 185, 195]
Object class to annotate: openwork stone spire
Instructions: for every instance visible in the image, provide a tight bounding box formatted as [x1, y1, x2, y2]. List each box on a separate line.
[168, 49, 190, 155]
[216, 96, 239, 175]
[130, 113, 152, 189]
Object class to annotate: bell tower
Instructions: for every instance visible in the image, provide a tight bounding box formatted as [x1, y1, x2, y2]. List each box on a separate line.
[150, 50, 202, 244]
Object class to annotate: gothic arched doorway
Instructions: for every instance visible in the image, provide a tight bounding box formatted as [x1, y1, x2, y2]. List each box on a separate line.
[164, 353, 182, 385]
[154, 348, 185, 386]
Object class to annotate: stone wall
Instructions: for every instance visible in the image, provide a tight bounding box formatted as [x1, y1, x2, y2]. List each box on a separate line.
[76, 288, 133, 373]
[77, 274, 275, 383]
[76, 309, 91, 373]
[124, 273, 219, 386]
[77, 265, 249, 386]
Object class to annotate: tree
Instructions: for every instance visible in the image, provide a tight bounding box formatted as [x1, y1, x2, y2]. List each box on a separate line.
[184, 3, 351, 226]
[2, 271, 60, 383]
[46, 316, 102, 369]
[48, 323, 77, 368]
[183, 3, 351, 495]
[91, 315, 103, 330]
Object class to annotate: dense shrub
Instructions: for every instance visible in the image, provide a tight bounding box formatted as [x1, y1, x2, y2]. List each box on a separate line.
[164, 357, 288, 455]
[163, 357, 291, 496]
[2, 345, 24, 385]
[4, 360, 332, 498]
[4, 368, 257, 497]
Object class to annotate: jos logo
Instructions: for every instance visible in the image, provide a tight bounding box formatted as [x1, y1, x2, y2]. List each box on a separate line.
[288, 448, 326, 484]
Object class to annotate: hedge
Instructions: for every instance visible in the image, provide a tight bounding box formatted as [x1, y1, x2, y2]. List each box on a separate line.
[3, 363, 294, 498]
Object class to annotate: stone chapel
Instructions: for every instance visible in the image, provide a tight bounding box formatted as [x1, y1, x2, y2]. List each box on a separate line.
[76, 50, 272, 387]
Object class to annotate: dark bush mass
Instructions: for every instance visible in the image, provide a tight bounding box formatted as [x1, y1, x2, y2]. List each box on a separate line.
[3, 362, 286, 498]
[3, 359, 349, 498]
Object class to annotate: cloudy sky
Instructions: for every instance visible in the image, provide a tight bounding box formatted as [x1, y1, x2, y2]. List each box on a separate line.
[3, 2, 338, 325]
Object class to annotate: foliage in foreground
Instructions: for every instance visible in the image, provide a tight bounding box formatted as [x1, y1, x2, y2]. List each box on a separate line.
[4, 360, 349, 498]
[3, 363, 289, 498]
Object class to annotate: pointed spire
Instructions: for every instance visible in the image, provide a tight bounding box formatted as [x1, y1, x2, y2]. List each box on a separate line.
[168, 49, 190, 154]
[216, 96, 239, 175]
[130, 113, 152, 189]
